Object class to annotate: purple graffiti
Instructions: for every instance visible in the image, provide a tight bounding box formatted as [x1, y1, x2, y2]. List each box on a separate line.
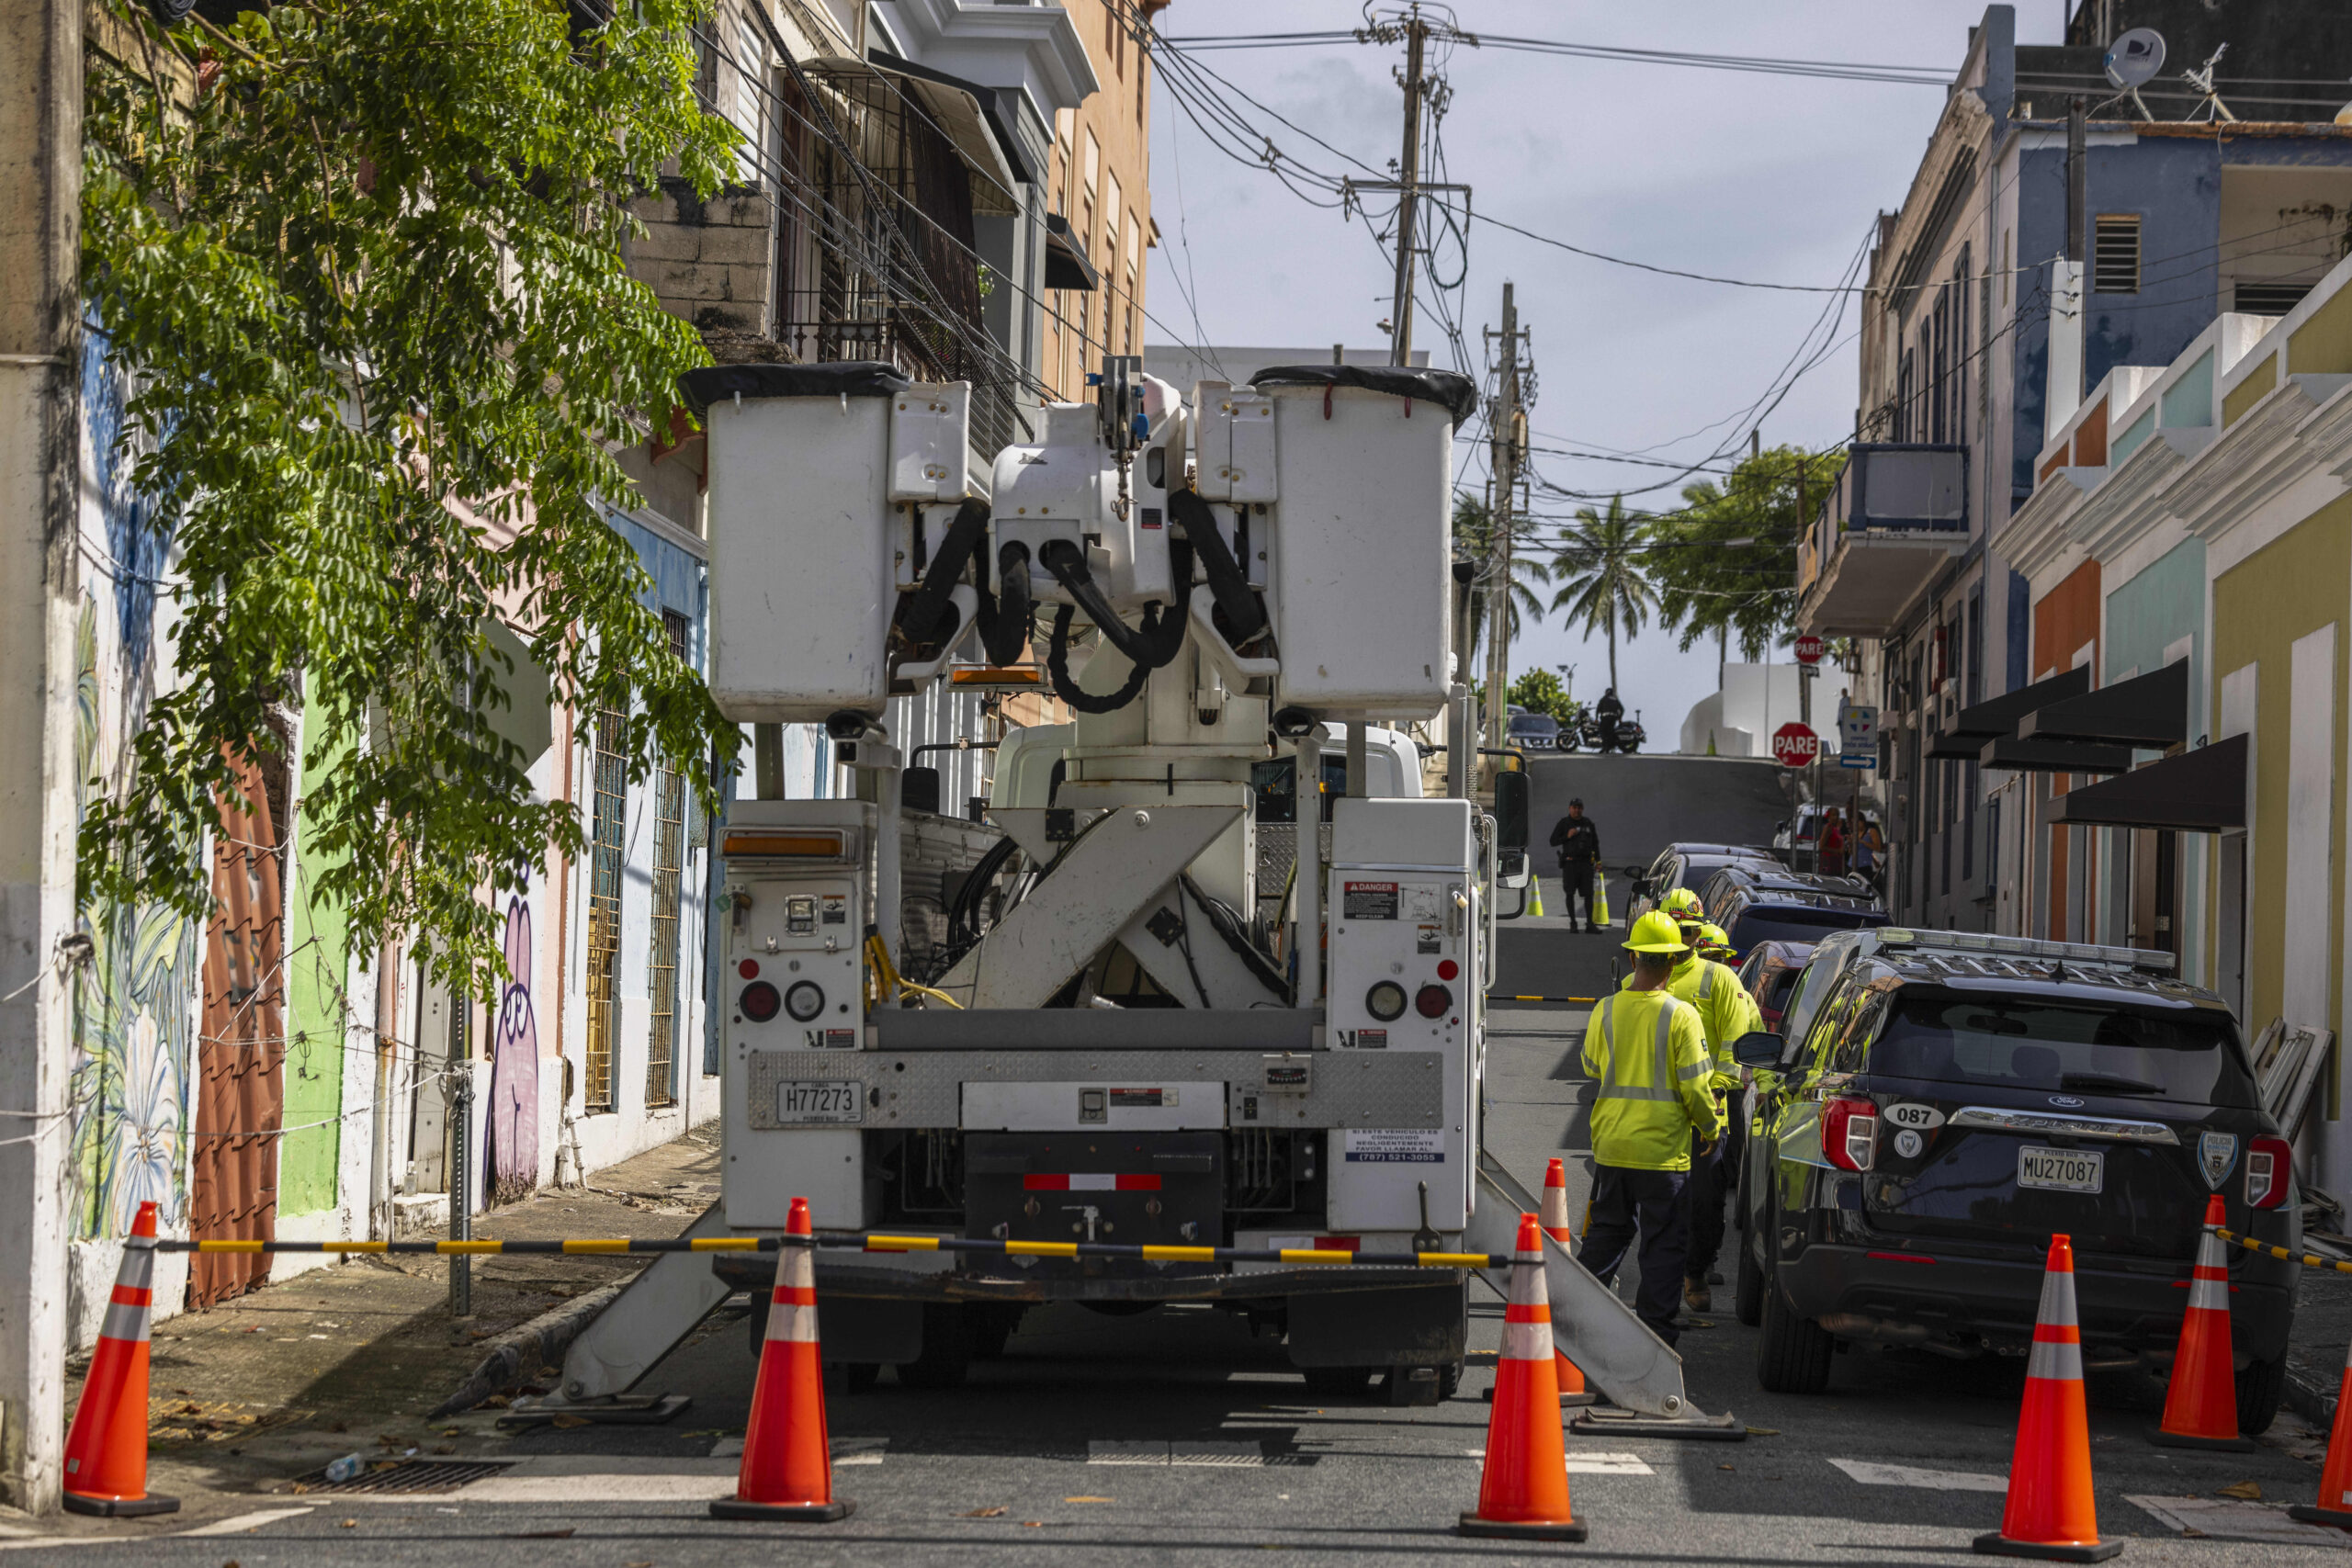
[487, 896, 540, 1198]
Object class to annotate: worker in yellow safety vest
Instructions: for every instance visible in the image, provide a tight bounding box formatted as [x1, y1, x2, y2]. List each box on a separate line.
[1623, 889, 1757, 1312]
[1577, 910, 1726, 1347]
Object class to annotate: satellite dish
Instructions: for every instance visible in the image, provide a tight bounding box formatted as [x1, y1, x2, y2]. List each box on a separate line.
[2104, 28, 2166, 90]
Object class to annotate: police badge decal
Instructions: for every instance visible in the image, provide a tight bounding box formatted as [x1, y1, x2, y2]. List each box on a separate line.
[2199, 1130, 2237, 1190]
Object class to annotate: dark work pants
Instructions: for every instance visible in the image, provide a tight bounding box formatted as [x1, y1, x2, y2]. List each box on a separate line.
[1685, 1124, 1727, 1281]
[1577, 1164, 1691, 1346]
[1562, 863, 1596, 923]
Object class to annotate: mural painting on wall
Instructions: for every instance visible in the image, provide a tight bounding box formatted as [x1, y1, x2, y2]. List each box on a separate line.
[68, 322, 198, 1243]
[490, 896, 540, 1201]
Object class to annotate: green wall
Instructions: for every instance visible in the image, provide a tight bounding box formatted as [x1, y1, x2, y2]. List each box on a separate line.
[280, 679, 352, 1216]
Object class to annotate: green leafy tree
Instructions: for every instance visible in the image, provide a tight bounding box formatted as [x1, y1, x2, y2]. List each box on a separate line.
[79, 0, 740, 994]
[1546, 495, 1655, 694]
[1453, 491, 1548, 664]
[1507, 669, 1579, 724]
[1648, 446, 1844, 668]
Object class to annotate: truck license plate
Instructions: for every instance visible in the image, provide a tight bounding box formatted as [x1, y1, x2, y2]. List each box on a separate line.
[775, 1080, 862, 1125]
[2017, 1145, 2103, 1193]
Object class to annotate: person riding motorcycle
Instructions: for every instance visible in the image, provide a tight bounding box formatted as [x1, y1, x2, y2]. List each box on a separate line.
[1595, 687, 1625, 753]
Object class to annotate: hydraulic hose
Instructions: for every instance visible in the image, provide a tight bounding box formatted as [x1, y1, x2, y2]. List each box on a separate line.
[896, 498, 990, 646]
[1166, 490, 1266, 643]
[1046, 604, 1152, 714]
[978, 541, 1035, 666]
[1037, 539, 1161, 668]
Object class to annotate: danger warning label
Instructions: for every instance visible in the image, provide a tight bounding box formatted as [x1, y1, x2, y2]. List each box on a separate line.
[1343, 881, 1399, 919]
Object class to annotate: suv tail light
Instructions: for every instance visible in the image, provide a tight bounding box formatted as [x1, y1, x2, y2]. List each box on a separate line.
[2246, 1134, 2294, 1210]
[1822, 1096, 1877, 1172]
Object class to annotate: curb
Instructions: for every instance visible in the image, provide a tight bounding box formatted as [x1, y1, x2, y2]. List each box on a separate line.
[431, 1279, 628, 1417]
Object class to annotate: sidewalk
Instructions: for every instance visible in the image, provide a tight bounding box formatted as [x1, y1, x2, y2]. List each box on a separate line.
[2286, 1257, 2352, 1429]
[34, 1122, 724, 1527]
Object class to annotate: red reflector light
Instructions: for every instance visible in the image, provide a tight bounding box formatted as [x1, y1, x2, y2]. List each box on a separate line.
[1313, 1235, 1362, 1252]
[738, 959, 760, 980]
[2247, 1134, 2293, 1210]
[1822, 1096, 1877, 1172]
[1865, 1251, 1937, 1264]
[1436, 959, 1459, 982]
[1415, 984, 1452, 1019]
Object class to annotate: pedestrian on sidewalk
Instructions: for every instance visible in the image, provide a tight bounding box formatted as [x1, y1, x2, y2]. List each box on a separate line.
[1852, 814, 1882, 891]
[1577, 911, 1725, 1347]
[1818, 807, 1847, 878]
[1548, 798, 1601, 931]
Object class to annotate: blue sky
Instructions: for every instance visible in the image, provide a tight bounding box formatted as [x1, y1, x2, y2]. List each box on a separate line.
[1143, 1, 2066, 740]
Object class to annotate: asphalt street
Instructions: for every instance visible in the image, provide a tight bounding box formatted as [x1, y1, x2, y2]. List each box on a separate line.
[14, 944, 2349, 1564]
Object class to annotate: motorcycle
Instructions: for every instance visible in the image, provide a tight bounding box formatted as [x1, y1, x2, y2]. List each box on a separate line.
[1572, 709, 1646, 754]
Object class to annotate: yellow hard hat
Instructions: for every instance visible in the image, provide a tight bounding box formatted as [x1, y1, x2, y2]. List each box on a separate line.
[1698, 922, 1735, 961]
[1624, 909, 1690, 954]
[1660, 886, 1705, 922]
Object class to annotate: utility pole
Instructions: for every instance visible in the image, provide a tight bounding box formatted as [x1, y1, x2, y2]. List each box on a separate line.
[1387, 6, 1430, 367]
[0, 0, 84, 1516]
[1483, 283, 1524, 755]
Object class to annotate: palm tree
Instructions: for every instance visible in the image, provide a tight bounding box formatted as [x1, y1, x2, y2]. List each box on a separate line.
[1453, 491, 1548, 664]
[1547, 494, 1656, 694]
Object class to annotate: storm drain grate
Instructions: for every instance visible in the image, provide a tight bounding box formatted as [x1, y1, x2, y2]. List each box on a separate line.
[288, 1459, 516, 1495]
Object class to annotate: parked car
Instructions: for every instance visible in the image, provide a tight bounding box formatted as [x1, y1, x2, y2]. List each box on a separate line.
[1507, 711, 1560, 751]
[1731, 926, 2295, 1434]
[1698, 863, 1886, 953]
[1625, 842, 1781, 925]
[1736, 940, 1816, 1031]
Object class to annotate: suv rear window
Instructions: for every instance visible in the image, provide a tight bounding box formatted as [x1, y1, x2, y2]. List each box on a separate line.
[1729, 907, 1886, 950]
[1871, 993, 2258, 1108]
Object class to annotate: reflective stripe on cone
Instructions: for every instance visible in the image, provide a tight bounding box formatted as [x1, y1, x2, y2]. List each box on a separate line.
[2290, 1333, 2352, 1529]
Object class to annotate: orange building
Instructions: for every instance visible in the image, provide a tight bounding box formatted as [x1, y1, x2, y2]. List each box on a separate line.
[1042, 1, 1168, 400]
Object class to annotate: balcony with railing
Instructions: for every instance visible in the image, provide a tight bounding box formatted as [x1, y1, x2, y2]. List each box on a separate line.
[1794, 444, 1968, 638]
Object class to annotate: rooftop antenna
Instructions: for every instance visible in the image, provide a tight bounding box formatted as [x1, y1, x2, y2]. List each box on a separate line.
[2095, 27, 2164, 120]
[2183, 44, 2238, 124]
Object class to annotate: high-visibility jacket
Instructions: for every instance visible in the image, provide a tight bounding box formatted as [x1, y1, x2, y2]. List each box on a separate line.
[1580, 988, 1724, 1171]
[1621, 955, 1755, 1088]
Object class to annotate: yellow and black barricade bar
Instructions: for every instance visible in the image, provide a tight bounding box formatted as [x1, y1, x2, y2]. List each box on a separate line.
[153, 1233, 1510, 1269]
[2212, 1224, 2352, 1276]
[1486, 994, 1599, 1005]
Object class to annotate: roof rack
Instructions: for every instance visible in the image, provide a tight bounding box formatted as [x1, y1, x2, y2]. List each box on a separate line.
[1872, 928, 2176, 975]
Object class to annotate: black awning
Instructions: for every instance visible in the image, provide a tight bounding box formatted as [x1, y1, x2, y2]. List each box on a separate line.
[2049, 735, 2247, 832]
[1044, 213, 1099, 291]
[1946, 665, 2092, 739]
[1978, 736, 2132, 775]
[2018, 660, 2188, 747]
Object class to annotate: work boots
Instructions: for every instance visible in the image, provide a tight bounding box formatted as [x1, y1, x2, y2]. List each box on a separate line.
[1683, 1277, 1712, 1313]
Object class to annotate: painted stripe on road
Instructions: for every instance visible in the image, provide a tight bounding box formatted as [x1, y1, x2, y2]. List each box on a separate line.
[178, 1507, 315, 1536]
[1828, 1458, 2007, 1493]
[707, 1435, 887, 1465]
[1467, 1449, 1653, 1476]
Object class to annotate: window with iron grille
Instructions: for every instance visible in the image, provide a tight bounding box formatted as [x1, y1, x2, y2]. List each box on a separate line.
[646, 613, 688, 1110]
[584, 707, 628, 1115]
[2094, 215, 2141, 294]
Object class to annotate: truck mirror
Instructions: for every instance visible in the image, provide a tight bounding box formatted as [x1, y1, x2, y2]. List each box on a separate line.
[1493, 771, 1530, 850]
[1731, 1030, 1785, 1068]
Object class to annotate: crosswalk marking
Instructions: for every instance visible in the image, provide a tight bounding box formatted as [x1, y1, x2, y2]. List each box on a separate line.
[708, 1435, 886, 1465]
[2127, 1495, 2352, 1549]
[179, 1507, 314, 1536]
[1828, 1458, 2007, 1493]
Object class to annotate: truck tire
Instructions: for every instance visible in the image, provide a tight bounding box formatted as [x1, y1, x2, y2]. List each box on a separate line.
[896, 1303, 972, 1389]
[1300, 1366, 1374, 1398]
[2236, 1354, 2286, 1437]
[1754, 1278, 1834, 1394]
[1734, 1229, 1766, 1327]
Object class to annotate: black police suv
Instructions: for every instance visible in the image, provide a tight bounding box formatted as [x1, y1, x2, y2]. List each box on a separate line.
[1732, 927, 2297, 1431]
[1701, 863, 1886, 955]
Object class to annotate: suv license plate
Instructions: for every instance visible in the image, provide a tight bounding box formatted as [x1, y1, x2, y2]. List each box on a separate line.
[2018, 1145, 2104, 1194]
[776, 1080, 862, 1125]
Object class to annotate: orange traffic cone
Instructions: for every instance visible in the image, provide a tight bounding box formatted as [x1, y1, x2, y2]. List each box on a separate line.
[1973, 1234, 2120, 1562]
[2154, 1193, 2252, 1451]
[2290, 1333, 2352, 1529]
[710, 1198, 853, 1522]
[62, 1201, 177, 1517]
[1459, 1213, 1585, 1542]
[1539, 1159, 1597, 1406]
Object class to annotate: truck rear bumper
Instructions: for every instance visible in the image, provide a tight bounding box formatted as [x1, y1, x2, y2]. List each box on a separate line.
[712, 1253, 1454, 1303]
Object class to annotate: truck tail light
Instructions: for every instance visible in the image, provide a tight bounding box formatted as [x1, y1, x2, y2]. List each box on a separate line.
[2246, 1134, 2294, 1210]
[1415, 984, 1452, 1020]
[1822, 1096, 1877, 1172]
